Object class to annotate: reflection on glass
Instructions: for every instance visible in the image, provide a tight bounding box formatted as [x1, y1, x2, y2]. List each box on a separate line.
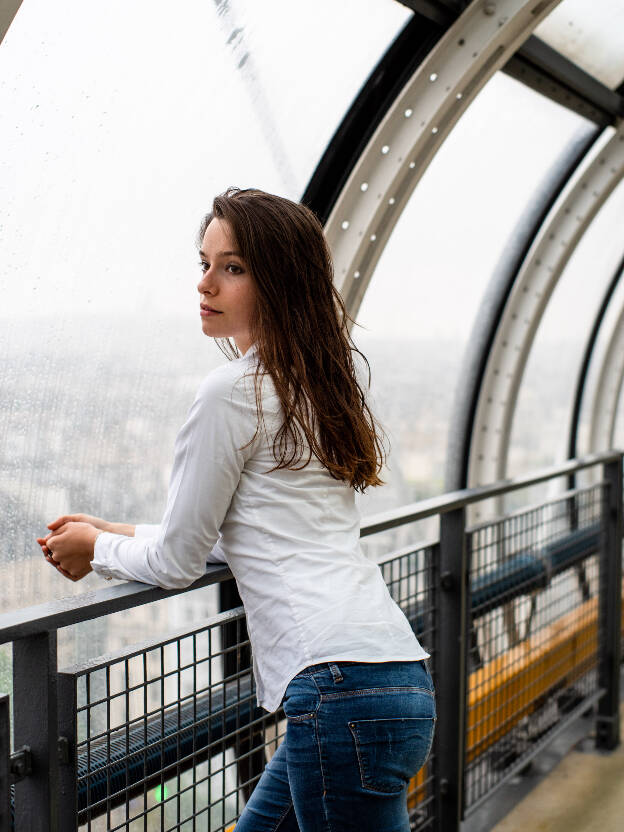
[0, 0, 409, 630]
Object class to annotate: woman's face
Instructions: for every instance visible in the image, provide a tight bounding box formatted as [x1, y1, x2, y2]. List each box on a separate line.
[197, 218, 257, 354]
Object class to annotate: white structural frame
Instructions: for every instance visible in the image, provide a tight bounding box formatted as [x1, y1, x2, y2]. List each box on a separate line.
[588, 265, 624, 452]
[0, 0, 23, 45]
[467, 120, 624, 510]
[326, 0, 563, 311]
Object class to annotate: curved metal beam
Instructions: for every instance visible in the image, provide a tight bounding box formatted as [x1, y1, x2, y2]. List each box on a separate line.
[319, 0, 564, 312]
[568, 251, 624, 460]
[588, 256, 624, 452]
[302, 12, 445, 223]
[0, 0, 23, 45]
[466, 121, 624, 516]
[446, 124, 599, 491]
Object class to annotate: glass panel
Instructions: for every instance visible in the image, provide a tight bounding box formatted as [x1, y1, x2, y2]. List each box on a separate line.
[508, 175, 624, 478]
[534, 0, 624, 90]
[0, 0, 409, 622]
[353, 72, 595, 555]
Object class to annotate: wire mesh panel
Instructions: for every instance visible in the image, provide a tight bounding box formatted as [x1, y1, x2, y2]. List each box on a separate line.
[380, 543, 437, 831]
[61, 606, 285, 832]
[57, 544, 438, 832]
[463, 484, 607, 813]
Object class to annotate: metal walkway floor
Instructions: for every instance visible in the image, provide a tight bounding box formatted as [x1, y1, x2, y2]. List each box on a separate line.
[462, 665, 624, 832]
[492, 702, 624, 832]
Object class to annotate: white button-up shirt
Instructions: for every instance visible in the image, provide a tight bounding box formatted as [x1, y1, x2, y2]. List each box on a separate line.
[92, 345, 428, 711]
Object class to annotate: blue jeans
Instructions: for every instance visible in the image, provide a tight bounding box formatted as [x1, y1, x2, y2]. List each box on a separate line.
[235, 659, 436, 832]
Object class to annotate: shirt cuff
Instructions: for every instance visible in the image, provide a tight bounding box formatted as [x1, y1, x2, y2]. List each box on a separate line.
[91, 531, 116, 581]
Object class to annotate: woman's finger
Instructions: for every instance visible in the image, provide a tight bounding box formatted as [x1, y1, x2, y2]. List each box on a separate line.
[57, 565, 74, 580]
[47, 515, 75, 530]
[46, 526, 67, 545]
[36, 536, 51, 554]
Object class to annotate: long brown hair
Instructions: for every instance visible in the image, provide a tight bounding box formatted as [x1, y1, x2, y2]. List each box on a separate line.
[198, 187, 386, 492]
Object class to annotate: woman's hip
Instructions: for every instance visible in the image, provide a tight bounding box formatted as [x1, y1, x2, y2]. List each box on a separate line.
[285, 659, 435, 707]
[279, 660, 435, 829]
[282, 660, 436, 788]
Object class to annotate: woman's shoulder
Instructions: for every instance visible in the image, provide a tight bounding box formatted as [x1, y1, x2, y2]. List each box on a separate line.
[193, 353, 278, 416]
[195, 357, 252, 405]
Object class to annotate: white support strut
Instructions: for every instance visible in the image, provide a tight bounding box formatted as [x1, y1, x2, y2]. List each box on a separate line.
[325, 0, 564, 316]
[466, 121, 624, 517]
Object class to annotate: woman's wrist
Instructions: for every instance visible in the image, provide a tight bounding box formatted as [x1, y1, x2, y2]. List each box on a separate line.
[105, 522, 136, 537]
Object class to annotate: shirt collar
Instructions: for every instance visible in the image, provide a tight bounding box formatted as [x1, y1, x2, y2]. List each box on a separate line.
[240, 342, 258, 359]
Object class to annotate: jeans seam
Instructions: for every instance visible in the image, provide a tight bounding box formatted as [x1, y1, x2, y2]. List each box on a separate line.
[310, 675, 333, 832]
[320, 685, 435, 701]
[423, 716, 436, 763]
[274, 801, 294, 831]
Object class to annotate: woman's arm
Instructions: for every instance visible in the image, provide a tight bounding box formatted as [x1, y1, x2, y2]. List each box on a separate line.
[47, 514, 136, 537]
[45, 367, 256, 588]
[37, 514, 136, 580]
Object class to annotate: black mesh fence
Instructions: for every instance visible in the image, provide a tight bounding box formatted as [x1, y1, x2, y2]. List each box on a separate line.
[38, 472, 620, 831]
[463, 484, 606, 813]
[380, 543, 437, 830]
[60, 543, 437, 831]
[65, 609, 284, 831]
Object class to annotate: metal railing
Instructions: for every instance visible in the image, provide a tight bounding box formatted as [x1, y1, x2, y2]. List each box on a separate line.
[0, 451, 621, 831]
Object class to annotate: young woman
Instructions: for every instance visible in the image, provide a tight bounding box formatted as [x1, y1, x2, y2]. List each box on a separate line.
[38, 188, 435, 832]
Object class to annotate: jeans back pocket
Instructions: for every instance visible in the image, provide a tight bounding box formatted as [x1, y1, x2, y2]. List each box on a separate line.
[349, 716, 436, 794]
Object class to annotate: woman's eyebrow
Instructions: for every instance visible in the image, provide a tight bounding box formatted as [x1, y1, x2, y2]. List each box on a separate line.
[199, 249, 243, 258]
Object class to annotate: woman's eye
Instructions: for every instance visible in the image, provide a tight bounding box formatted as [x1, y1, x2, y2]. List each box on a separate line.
[198, 261, 209, 272]
[226, 263, 243, 274]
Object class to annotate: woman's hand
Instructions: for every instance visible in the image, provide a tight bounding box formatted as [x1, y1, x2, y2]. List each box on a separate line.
[37, 521, 101, 582]
[46, 514, 135, 537]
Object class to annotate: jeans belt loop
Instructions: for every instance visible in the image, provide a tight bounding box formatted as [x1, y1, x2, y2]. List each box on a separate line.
[328, 662, 344, 683]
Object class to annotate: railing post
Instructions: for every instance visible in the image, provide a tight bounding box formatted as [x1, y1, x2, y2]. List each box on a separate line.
[436, 507, 468, 832]
[1, 694, 10, 832]
[56, 673, 77, 830]
[219, 581, 266, 801]
[596, 456, 622, 750]
[12, 632, 59, 832]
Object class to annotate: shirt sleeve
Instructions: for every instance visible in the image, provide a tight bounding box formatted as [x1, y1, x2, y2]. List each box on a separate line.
[91, 364, 258, 589]
[133, 524, 160, 539]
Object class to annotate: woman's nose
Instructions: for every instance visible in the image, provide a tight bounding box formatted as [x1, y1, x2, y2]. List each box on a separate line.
[197, 270, 216, 295]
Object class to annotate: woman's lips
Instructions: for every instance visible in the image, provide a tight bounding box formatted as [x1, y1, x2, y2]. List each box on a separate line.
[200, 305, 223, 317]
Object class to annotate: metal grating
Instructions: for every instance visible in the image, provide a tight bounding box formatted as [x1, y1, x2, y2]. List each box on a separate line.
[68, 608, 285, 832]
[463, 485, 606, 813]
[59, 543, 439, 832]
[380, 543, 438, 830]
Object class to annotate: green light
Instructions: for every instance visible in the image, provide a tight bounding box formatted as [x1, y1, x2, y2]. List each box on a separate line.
[153, 783, 168, 803]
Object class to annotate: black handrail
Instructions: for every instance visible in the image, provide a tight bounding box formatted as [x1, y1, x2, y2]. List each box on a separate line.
[0, 451, 619, 646]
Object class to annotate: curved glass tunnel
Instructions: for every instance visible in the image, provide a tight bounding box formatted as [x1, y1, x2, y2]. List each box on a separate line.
[1, 2, 624, 830]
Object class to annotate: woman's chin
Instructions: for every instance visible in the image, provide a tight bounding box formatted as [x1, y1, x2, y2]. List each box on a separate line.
[201, 319, 222, 338]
